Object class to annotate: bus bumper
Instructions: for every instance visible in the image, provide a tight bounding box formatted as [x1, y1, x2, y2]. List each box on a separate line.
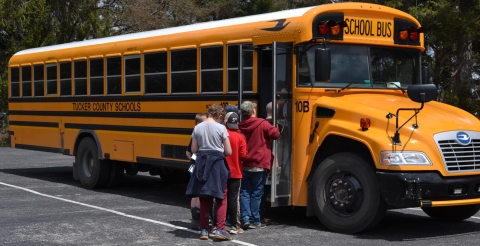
[376, 171, 480, 208]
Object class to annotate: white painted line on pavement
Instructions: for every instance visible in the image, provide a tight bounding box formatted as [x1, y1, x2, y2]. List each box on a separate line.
[407, 207, 480, 220]
[0, 181, 257, 246]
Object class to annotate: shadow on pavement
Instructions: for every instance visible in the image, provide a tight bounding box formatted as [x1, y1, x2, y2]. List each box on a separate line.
[0, 165, 191, 210]
[2, 164, 480, 242]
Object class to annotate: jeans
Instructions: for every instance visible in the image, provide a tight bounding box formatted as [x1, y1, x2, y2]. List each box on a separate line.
[240, 170, 266, 225]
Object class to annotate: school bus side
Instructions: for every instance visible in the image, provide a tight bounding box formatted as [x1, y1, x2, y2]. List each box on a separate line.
[7, 6, 326, 188]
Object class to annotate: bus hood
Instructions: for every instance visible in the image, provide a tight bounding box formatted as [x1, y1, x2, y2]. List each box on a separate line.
[321, 93, 480, 132]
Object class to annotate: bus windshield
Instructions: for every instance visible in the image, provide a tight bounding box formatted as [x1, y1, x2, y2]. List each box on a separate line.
[298, 44, 421, 88]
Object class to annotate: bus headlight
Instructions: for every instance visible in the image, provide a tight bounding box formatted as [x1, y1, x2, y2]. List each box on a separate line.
[380, 151, 432, 165]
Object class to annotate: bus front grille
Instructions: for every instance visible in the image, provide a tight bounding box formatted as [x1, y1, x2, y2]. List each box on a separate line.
[435, 131, 480, 172]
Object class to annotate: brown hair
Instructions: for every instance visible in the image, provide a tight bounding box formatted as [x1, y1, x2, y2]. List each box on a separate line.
[195, 113, 207, 124]
[207, 104, 225, 120]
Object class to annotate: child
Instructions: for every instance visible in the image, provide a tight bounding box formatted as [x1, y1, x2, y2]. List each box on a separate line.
[186, 104, 233, 241]
[186, 113, 207, 230]
[224, 112, 247, 234]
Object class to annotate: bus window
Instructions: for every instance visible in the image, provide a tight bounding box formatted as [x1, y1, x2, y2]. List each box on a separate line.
[201, 46, 223, 93]
[227, 45, 253, 92]
[46, 63, 57, 95]
[144, 52, 167, 94]
[10, 67, 20, 97]
[33, 64, 44, 97]
[90, 58, 104, 95]
[171, 49, 197, 93]
[74, 60, 87, 96]
[370, 47, 420, 86]
[21, 66, 32, 97]
[124, 55, 140, 93]
[60, 62, 72, 96]
[330, 46, 369, 84]
[301, 44, 421, 88]
[297, 51, 312, 86]
[107, 56, 121, 95]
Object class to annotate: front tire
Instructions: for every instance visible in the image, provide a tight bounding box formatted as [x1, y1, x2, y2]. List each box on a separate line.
[422, 204, 480, 221]
[75, 137, 110, 189]
[312, 152, 386, 234]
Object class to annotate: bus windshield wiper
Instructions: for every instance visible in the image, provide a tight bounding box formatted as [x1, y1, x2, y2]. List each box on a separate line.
[389, 82, 405, 94]
[338, 82, 365, 92]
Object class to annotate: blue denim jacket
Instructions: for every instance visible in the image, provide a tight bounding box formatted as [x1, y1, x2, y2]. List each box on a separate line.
[186, 150, 229, 199]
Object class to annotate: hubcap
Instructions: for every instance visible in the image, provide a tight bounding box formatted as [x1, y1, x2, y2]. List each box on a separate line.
[326, 173, 363, 216]
[82, 152, 94, 178]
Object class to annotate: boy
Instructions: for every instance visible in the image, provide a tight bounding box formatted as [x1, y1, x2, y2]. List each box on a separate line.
[186, 113, 207, 230]
[224, 112, 247, 234]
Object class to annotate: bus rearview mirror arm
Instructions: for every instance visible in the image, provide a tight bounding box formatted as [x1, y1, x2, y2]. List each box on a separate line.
[386, 84, 437, 145]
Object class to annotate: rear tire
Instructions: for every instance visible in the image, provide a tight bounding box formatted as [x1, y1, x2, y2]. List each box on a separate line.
[312, 152, 386, 234]
[422, 204, 480, 221]
[75, 137, 110, 189]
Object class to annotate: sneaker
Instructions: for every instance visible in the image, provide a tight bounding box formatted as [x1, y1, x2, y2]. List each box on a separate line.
[214, 229, 233, 241]
[249, 223, 266, 229]
[200, 229, 209, 240]
[211, 226, 217, 234]
[190, 219, 200, 230]
[241, 222, 251, 229]
[261, 218, 271, 225]
[229, 226, 244, 235]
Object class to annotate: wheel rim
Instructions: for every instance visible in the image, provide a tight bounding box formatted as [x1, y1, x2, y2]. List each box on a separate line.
[325, 172, 364, 217]
[82, 151, 94, 178]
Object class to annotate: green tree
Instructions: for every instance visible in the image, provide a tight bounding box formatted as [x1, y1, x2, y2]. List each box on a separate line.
[0, 0, 51, 113]
[0, 0, 111, 114]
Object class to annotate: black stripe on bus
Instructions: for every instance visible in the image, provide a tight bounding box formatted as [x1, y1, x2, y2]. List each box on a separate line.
[64, 123, 192, 135]
[9, 121, 59, 128]
[9, 93, 259, 103]
[15, 144, 67, 154]
[9, 111, 197, 119]
[137, 156, 190, 170]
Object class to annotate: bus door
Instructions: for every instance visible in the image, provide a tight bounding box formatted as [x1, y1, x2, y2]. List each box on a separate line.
[270, 41, 292, 207]
[237, 45, 255, 110]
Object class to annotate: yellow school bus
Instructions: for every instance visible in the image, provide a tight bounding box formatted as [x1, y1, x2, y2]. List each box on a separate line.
[8, 2, 480, 233]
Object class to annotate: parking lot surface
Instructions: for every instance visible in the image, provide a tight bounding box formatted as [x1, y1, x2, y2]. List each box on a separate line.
[1, 147, 480, 246]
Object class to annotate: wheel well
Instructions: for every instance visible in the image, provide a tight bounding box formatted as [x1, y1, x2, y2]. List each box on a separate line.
[73, 130, 102, 159]
[307, 135, 374, 182]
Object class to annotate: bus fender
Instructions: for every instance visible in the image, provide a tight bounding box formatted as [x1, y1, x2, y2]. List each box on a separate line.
[73, 129, 103, 160]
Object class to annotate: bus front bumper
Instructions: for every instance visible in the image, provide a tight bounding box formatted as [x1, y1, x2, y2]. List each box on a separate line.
[376, 171, 480, 208]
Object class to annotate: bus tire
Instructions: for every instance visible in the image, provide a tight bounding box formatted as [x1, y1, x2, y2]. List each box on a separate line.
[106, 161, 124, 187]
[421, 204, 480, 221]
[75, 137, 110, 189]
[312, 152, 386, 234]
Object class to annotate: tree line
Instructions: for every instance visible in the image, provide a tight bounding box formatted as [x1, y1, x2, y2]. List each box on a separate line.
[1, 0, 479, 116]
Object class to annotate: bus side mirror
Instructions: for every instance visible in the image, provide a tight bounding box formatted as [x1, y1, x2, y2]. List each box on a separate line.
[315, 48, 331, 82]
[407, 84, 437, 103]
[421, 65, 430, 84]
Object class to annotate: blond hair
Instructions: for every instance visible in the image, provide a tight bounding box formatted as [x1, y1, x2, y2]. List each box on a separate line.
[195, 113, 207, 124]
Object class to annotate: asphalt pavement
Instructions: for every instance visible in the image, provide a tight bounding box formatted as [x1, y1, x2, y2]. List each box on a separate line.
[1, 147, 480, 246]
